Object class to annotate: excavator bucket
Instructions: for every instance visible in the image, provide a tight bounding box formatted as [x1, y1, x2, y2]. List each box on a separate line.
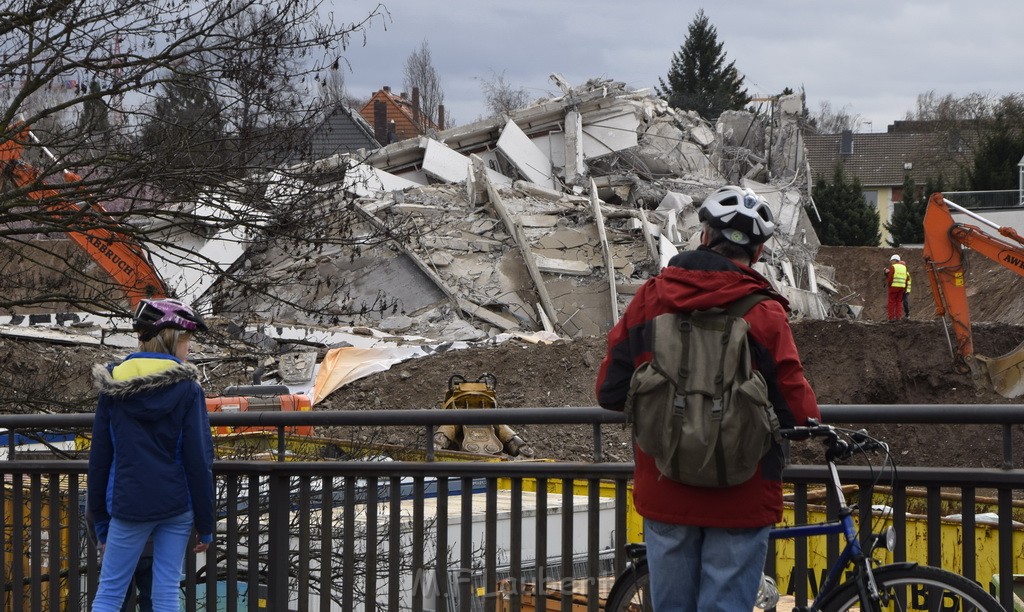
[968, 339, 1024, 398]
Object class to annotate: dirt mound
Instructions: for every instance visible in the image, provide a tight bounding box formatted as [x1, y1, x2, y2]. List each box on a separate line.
[319, 244, 1024, 469]
[318, 318, 1024, 468]
[816, 246, 1024, 325]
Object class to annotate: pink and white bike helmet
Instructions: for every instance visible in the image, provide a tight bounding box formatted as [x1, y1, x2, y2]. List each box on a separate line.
[132, 298, 208, 341]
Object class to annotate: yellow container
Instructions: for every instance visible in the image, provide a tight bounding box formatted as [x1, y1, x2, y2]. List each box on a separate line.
[3, 475, 74, 611]
[497, 478, 1024, 597]
[772, 485, 1024, 597]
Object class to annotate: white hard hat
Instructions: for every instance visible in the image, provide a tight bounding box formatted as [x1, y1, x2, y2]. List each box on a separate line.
[890, 254, 900, 262]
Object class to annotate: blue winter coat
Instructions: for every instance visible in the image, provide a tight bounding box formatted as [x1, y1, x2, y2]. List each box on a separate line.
[87, 353, 215, 544]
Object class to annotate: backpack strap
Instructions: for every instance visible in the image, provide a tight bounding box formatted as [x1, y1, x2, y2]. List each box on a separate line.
[726, 292, 770, 317]
[705, 292, 770, 486]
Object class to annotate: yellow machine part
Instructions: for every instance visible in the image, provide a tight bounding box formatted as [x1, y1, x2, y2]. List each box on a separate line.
[441, 374, 506, 455]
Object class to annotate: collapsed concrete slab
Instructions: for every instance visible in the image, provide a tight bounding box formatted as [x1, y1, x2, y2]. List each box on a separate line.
[209, 77, 838, 342]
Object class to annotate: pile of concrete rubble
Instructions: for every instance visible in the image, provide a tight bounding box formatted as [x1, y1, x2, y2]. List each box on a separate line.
[216, 76, 846, 343]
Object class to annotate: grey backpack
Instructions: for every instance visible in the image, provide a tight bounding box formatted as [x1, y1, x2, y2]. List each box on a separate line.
[625, 294, 781, 487]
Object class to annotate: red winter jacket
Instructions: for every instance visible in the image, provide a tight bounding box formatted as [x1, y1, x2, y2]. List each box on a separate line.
[596, 247, 820, 528]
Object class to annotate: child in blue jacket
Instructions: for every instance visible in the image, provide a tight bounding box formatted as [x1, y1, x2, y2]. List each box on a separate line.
[88, 299, 215, 611]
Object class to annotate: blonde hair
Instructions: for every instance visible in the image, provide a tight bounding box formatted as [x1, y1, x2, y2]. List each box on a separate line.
[139, 328, 191, 355]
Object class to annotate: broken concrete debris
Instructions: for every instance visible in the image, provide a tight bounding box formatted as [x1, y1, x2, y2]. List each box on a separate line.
[3, 75, 843, 350]
[0, 77, 859, 409]
[216, 76, 843, 342]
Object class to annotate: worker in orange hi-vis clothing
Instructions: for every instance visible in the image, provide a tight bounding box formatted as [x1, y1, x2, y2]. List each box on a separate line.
[885, 254, 908, 320]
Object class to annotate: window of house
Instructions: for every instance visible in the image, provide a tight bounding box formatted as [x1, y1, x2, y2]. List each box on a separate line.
[862, 190, 878, 209]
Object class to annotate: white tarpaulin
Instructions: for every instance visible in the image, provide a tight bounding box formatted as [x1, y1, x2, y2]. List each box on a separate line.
[309, 331, 561, 405]
[310, 346, 430, 405]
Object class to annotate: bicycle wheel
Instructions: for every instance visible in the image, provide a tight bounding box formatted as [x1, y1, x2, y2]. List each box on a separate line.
[604, 560, 653, 612]
[815, 564, 1003, 611]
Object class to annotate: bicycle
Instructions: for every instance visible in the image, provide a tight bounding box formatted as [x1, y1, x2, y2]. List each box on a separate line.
[603, 420, 1004, 611]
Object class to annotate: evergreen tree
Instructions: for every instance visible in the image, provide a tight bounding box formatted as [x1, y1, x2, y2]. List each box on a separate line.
[811, 164, 881, 246]
[885, 174, 927, 246]
[656, 9, 750, 120]
[920, 176, 945, 205]
[140, 65, 226, 195]
[78, 80, 110, 138]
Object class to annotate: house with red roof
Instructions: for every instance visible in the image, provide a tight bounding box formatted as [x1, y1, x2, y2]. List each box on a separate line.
[358, 86, 444, 144]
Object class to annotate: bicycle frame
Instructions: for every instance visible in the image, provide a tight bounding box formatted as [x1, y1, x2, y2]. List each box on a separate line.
[607, 425, 1002, 612]
[769, 457, 880, 609]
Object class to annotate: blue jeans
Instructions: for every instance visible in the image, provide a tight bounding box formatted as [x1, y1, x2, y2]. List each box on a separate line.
[92, 510, 193, 612]
[643, 517, 771, 612]
[122, 554, 153, 612]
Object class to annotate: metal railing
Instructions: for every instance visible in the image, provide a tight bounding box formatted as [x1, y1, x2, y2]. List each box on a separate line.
[942, 189, 1023, 209]
[1, 405, 1023, 611]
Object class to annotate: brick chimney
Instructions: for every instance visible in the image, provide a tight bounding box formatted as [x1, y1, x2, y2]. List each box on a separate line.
[437, 104, 445, 131]
[373, 99, 388, 144]
[382, 85, 391, 93]
[412, 86, 421, 130]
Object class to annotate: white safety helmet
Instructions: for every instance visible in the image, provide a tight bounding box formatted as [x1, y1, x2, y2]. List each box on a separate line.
[890, 254, 901, 262]
[698, 186, 776, 246]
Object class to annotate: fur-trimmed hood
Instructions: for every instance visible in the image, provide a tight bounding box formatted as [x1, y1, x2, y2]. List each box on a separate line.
[93, 356, 201, 421]
[93, 360, 200, 398]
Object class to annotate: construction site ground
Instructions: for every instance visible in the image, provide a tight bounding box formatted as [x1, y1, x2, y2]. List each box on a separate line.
[4, 246, 1024, 470]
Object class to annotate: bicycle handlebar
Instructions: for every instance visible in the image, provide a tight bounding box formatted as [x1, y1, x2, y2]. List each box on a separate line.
[780, 419, 888, 462]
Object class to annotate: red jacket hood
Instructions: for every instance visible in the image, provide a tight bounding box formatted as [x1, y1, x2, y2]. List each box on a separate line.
[646, 252, 789, 314]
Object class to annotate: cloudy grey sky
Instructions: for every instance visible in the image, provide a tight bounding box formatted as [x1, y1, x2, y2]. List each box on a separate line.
[333, 1, 1021, 131]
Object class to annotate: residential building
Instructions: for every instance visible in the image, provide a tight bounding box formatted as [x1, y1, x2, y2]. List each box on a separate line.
[300, 104, 380, 161]
[804, 124, 975, 244]
[359, 86, 444, 144]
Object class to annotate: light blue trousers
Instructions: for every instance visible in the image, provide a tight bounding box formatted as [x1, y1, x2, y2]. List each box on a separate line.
[92, 510, 193, 612]
[643, 517, 770, 612]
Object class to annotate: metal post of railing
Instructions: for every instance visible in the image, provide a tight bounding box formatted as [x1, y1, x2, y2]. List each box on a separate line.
[1002, 423, 1013, 469]
[998, 488, 1014, 610]
[426, 424, 435, 462]
[266, 467, 291, 610]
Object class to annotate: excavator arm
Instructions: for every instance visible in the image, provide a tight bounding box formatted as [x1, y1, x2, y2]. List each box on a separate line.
[923, 192, 1024, 397]
[0, 125, 168, 307]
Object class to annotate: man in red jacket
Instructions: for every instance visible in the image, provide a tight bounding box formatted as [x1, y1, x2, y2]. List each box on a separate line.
[596, 186, 820, 611]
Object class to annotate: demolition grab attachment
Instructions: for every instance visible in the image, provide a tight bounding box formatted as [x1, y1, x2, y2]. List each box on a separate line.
[434, 374, 535, 458]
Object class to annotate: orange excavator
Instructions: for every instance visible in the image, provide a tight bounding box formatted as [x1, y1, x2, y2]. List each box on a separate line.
[1, 122, 312, 433]
[922, 192, 1024, 398]
[0, 122, 169, 307]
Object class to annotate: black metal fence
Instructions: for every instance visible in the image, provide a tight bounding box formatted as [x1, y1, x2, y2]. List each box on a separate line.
[2, 405, 1024, 611]
[943, 189, 1023, 210]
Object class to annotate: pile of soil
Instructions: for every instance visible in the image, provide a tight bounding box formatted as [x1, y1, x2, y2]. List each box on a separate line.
[318, 319, 1024, 468]
[318, 245, 1024, 469]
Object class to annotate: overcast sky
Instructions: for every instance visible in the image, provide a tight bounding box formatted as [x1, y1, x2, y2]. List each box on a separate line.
[333, 1, 1021, 132]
